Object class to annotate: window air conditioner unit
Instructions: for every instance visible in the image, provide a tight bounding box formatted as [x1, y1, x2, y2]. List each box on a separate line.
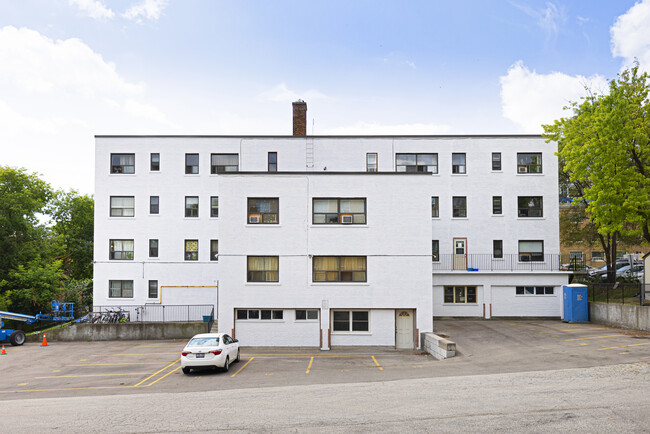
[249, 214, 261, 223]
[519, 254, 531, 262]
[340, 214, 353, 224]
[518, 166, 528, 173]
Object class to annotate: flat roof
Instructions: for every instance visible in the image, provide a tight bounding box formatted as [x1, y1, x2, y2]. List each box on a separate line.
[95, 134, 544, 139]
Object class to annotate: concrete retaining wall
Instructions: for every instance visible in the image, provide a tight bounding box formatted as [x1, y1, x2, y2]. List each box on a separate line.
[421, 332, 456, 360]
[589, 302, 650, 332]
[26, 322, 209, 342]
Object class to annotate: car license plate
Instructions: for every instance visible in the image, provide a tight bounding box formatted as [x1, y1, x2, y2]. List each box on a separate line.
[195, 353, 204, 358]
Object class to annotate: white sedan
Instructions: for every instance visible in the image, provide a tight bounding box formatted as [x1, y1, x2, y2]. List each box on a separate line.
[180, 333, 240, 374]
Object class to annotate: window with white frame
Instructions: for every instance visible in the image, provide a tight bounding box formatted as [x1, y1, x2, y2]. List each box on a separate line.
[184, 240, 198, 261]
[185, 153, 199, 174]
[210, 196, 219, 217]
[492, 196, 502, 215]
[111, 154, 135, 174]
[452, 153, 466, 174]
[313, 256, 366, 282]
[211, 154, 239, 173]
[516, 286, 554, 295]
[109, 280, 133, 298]
[248, 198, 279, 224]
[109, 239, 134, 260]
[268, 152, 277, 172]
[517, 153, 542, 174]
[431, 196, 439, 218]
[444, 286, 477, 304]
[396, 153, 437, 173]
[518, 196, 543, 217]
[148, 280, 158, 298]
[185, 196, 199, 217]
[150, 196, 159, 214]
[247, 256, 279, 282]
[569, 251, 583, 261]
[432, 240, 439, 261]
[210, 240, 218, 261]
[452, 196, 467, 217]
[366, 153, 377, 172]
[313, 198, 366, 224]
[493, 240, 503, 259]
[518, 240, 544, 262]
[332, 310, 369, 332]
[110, 196, 134, 217]
[149, 239, 158, 258]
[492, 152, 501, 171]
[150, 153, 160, 171]
[591, 251, 604, 261]
[296, 309, 319, 320]
[236, 309, 283, 320]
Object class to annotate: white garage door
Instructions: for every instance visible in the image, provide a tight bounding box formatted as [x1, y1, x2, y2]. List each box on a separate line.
[235, 308, 320, 347]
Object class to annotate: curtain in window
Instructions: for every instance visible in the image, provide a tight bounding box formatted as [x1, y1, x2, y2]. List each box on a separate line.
[314, 199, 338, 213]
[519, 241, 543, 252]
[340, 257, 366, 271]
[185, 240, 198, 252]
[340, 199, 365, 213]
[212, 154, 238, 165]
[248, 256, 278, 271]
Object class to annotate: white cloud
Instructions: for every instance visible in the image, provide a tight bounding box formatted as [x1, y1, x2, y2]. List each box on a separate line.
[406, 61, 417, 70]
[322, 121, 451, 135]
[261, 83, 329, 103]
[123, 0, 168, 22]
[0, 26, 171, 193]
[499, 61, 608, 133]
[610, 0, 650, 71]
[509, 1, 567, 45]
[68, 0, 114, 19]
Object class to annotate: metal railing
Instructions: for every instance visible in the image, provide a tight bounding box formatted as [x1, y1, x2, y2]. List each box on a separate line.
[588, 283, 647, 306]
[432, 254, 561, 271]
[90, 304, 215, 323]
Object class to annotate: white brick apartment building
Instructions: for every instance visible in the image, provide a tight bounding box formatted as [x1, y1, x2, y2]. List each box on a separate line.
[94, 101, 568, 349]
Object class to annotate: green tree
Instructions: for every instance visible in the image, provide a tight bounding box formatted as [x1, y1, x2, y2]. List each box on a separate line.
[544, 64, 650, 281]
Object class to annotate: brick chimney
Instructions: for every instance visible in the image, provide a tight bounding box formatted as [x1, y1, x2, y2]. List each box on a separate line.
[292, 100, 307, 136]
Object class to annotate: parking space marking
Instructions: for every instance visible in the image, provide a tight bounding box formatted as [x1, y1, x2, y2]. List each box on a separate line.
[306, 357, 314, 374]
[598, 342, 650, 351]
[619, 352, 630, 355]
[91, 352, 179, 357]
[144, 366, 181, 387]
[18, 383, 28, 386]
[540, 328, 609, 333]
[35, 373, 155, 379]
[371, 356, 383, 371]
[579, 343, 589, 346]
[66, 362, 164, 366]
[134, 359, 180, 387]
[0, 385, 133, 394]
[110, 344, 185, 349]
[565, 335, 624, 341]
[231, 357, 254, 378]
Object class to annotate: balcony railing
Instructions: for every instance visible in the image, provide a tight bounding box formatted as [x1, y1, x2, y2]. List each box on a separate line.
[432, 254, 561, 271]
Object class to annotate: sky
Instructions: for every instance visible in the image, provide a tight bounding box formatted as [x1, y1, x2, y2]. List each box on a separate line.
[1, 0, 649, 194]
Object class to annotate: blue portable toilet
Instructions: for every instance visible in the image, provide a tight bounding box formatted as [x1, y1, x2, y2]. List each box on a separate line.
[563, 284, 589, 322]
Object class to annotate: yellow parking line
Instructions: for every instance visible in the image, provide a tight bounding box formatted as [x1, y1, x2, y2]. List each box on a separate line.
[642, 356, 650, 359]
[243, 353, 422, 358]
[306, 357, 314, 374]
[371, 356, 383, 371]
[0, 385, 133, 394]
[66, 362, 164, 366]
[145, 366, 181, 387]
[540, 328, 610, 333]
[36, 373, 154, 379]
[110, 344, 185, 349]
[231, 357, 254, 378]
[598, 342, 650, 351]
[92, 352, 179, 357]
[134, 359, 180, 387]
[565, 335, 624, 341]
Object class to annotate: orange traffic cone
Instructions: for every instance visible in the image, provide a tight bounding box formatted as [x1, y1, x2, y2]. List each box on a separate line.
[1, 345, 6, 355]
[41, 334, 48, 347]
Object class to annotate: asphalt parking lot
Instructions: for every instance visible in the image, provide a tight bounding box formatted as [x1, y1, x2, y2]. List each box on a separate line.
[1, 319, 649, 400]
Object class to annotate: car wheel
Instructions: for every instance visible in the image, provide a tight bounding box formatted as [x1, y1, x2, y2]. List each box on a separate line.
[235, 349, 240, 363]
[182, 367, 191, 375]
[223, 356, 230, 372]
[9, 330, 26, 346]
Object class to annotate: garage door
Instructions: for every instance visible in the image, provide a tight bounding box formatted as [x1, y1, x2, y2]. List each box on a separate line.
[234, 308, 320, 347]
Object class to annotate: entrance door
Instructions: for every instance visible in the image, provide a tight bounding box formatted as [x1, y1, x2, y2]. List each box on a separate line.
[395, 310, 414, 349]
[453, 238, 467, 270]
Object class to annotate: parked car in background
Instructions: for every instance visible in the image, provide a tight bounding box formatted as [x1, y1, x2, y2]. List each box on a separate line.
[588, 259, 634, 280]
[560, 263, 594, 272]
[618, 264, 645, 282]
[180, 333, 240, 374]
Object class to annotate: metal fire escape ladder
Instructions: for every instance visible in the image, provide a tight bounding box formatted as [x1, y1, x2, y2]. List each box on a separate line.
[306, 137, 315, 171]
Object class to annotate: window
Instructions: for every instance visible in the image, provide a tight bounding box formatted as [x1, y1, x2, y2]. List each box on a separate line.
[444, 286, 477, 304]
[150, 153, 160, 171]
[569, 251, 583, 261]
[432, 240, 439, 261]
[492, 153, 501, 171]
[109, 280, 133, 298]
[268, 152, 277, 172]
[185, 153, 199, 174]
[111, 153, 135, 174]
[452, 196, 467, 217]
[519, 240, 544, 262]
[150, 196, 159, 214]
[313, 198, 366, 224]
[211, 154, 239, 173]
[516, 286, 554, 295]
[210, 196, 219, 217]
[313, 256, 366, 282]
[148, 280, 158, 298]
[396, 153, 437, 173]
[248, 198, 279, 224]
[431, 197, 439, 218]
[236, 309, 283, 320]
[184, 240, 198, 261]
[247, 256, 279, 282]
[592, 251, 604, 261]
[492, 196, 502, 215]
[493, 240, 503, 259]
[109, 240, 134, 260]
[517, 153, 542, 173]
[332, 310, 369, 332]
[210, 240, 218, 261]
[518, 196, 543, 217]
[367, 153, 377, 172]
[185, 196, 199, 217]
[149, 239, 158, 258]
[452, 153, 466, 174]
[296, 309, 319, 320]
[110, 196, 134, 217]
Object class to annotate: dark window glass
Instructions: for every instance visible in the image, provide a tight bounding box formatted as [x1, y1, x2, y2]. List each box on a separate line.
[148, 280, 158, 298]
[111, 154, 135, 174]
[268, 152, 277, 172]
[352, 311, 369, 331]
[518, 240, 544, 262]
[150, 153, 160, 171]
[247, 256, 279, 282]
[248, 198, 279, 224]
[185, 153, 199, 174]
[518, 196, 543, 217]
[211, 154, 239, 173]
[210, 240, 218, 261]
[150, 196, 159, 214]
[452, 153, 466, 174]
[313, 257, 366, 282]
[109, 280, 133, 298]
[313, 198, 366, 224]
[237, 310, 247, 320]
[149, 239, 158, 258]
[109, 240, 134, 260]
[493, 240, 503, 259]
[431, 197, 439, 218]
[210, 196, 219, 217]
[396, 153, 437, 173]
[367, 153, 377, 172]
[332, 311, 350, 331]
[492, 196, 502, 215]
[517, 153, 542, 173]
[492, 153, 501, 171]
[185, 196, 199, 217]
[184, 240, 198, 261]
[432, 240, 439, 261]
[452, 196, 467, 217]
